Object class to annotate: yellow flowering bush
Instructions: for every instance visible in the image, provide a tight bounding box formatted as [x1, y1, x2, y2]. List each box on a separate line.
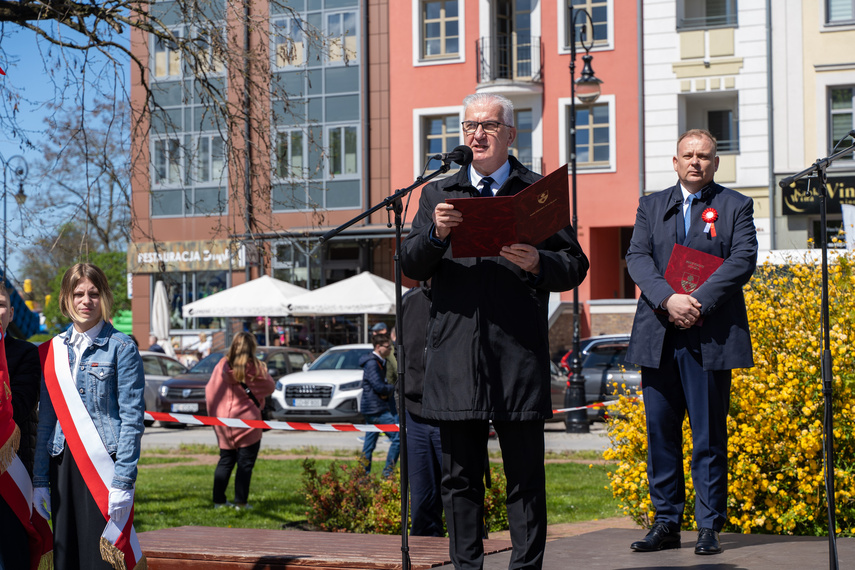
[604, 252, 855, 535]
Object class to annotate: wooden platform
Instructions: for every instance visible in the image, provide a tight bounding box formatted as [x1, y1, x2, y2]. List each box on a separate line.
[139, 526, 513, 569]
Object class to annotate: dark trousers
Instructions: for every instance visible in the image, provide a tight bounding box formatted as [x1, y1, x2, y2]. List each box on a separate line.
[0, 497, 30, 570]
[213, 441, 261, 505]
[50, 449, 114, 570]
[405, 410, 443, 537]
[439, 419, 546, 570]
[642, 328, 731, 531]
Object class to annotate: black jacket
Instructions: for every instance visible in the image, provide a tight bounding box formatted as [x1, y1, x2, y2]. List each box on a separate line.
[400, 157, 589, 421]
[401, 284, 431, 420]
[7, 336, 41, 476]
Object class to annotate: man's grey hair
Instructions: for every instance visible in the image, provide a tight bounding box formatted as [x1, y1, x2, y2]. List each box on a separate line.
[462, 93, 515, 126]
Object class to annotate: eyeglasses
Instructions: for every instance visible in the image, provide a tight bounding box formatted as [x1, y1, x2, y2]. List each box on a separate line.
[461, 120, 512, 134]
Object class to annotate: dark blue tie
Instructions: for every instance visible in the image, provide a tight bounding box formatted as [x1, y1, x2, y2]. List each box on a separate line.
[480, 176, 495, 198]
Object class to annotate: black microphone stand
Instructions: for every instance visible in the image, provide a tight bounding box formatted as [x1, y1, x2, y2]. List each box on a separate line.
[778, 135, 855, 570]
[320, 159, 453, 570]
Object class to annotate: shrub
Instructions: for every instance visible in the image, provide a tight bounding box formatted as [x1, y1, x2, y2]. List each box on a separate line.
[302, 459, 510, 534]
[604, 253, 855, 536]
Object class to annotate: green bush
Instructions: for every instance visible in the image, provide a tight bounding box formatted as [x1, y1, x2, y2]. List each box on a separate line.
[301, 458, 510, 534]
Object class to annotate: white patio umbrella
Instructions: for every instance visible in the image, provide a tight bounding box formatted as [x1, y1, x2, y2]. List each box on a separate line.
[151, 280, 177, 358]
[286, 272, 405, 342]
[181, 275, 309, 345]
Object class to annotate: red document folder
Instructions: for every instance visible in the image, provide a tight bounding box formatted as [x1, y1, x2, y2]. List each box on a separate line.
[445, 165, 570, 258]
[660, 245, 724, 327]
[664, 244, 724, 295]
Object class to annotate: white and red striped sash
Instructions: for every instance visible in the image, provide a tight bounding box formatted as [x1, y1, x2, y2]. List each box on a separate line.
[40, 335, 146, 570]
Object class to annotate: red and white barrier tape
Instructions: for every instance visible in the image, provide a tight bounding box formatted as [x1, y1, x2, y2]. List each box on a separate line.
[145, 397, 633, 432]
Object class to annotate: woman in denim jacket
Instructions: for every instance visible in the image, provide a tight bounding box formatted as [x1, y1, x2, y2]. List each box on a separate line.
[32, 263, 145, 570]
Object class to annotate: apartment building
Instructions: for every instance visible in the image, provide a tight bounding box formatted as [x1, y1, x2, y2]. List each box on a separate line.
[773, 0, 855, 249]
[128, 0, 392, 345]
[389, 0, 642, 343]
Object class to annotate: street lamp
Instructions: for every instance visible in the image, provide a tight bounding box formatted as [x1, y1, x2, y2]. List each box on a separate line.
[565, 6, 602, 434]
[0, 154, 29, 284]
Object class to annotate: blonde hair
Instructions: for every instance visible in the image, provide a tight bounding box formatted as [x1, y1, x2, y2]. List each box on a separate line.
[227, 331, 264, 384]
[59, 263, 113, 324]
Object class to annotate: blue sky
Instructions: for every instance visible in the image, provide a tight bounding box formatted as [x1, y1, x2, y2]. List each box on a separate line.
[0, 25, 130, 283]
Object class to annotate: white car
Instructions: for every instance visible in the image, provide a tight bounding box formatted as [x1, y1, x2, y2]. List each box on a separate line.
[269, 343, 374, 423]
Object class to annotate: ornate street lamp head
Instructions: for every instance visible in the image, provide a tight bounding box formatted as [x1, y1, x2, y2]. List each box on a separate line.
[575, 54, 602, 104]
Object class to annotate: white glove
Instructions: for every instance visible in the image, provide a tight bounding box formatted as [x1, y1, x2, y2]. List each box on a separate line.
[33, 487, 51, 521]
[108, 487, 134, 522]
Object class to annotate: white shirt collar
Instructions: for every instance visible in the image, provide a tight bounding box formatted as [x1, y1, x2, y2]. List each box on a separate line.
[469, 160, 511, 195]
[72, 320, 105, 348]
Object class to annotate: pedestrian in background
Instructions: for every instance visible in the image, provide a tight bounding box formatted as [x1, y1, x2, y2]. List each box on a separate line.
[205, 331, 274, 509]
[359, 333, 400, 478]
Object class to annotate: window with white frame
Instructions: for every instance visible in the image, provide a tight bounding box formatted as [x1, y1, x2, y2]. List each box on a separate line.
[707, 109, 738, 153]
[153, 137, 182, 186]
[272, 16, 307, 69]
[574, 103, 610, 167]
[422, 0, 460, 59]
[423, 114, 460, 170]
[677, 0, 737, 30]
[565, 0, 609, 49]
[194, 135, 227, 185]
[827, 0, 855, 25]
[830, 86, 854, 159]
[153, 31, 182, 79]
[326, 11, 359, 65]
[274, 129, 306, 179]
[194, 27, 226, 75]
[328, 125, 359, 176]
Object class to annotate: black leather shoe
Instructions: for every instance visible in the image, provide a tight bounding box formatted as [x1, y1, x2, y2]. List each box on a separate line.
[694, 527, 722, 555]
[630, 522, 681, 552]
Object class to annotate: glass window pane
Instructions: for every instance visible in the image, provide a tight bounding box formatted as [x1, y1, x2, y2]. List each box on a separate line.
[576, 129, 590, 145]
[593, 145, 609, 162]
[446, 20, 458, 36]
[576, 108, 590, 126]
[425, 22, 441, 38]
[427, 118, 443, 135]
[344, 127, 358, 174]
[593, 127, 609, 143]
[445, 0, 458, 17]
[831, 88, 853, 110]
[425, 1, 441, 19]
[292, 132, 304, 171]
[592, 105, 609, 122]
[425, 39, 441, 56]
[832, 114, 853, 141]
[577, 147, 590, 163]
[330, 129, 342, 174]
[445, 115, 460, 132]
[277, 134, 289, 177]
[152, 190, 183, 216]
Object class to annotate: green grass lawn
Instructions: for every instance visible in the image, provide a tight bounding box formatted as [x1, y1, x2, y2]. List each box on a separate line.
[134, 450, 621, 533]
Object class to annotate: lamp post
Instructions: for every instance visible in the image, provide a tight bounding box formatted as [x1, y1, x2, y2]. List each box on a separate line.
[564, 6, 602, 434]
[0, 154, 29, 284]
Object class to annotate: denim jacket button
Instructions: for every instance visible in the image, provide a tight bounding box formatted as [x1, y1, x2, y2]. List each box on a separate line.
[79, 388, 85, 394]
[80, 366, 85, 371]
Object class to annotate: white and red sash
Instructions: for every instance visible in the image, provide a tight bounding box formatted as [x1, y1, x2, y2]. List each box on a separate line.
[0, 455, 53, 569]
[40, 335, 146, 570]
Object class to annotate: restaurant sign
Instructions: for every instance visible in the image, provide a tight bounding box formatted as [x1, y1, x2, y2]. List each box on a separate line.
[782, 175, 855, 216]
[128, 240, 245, 273]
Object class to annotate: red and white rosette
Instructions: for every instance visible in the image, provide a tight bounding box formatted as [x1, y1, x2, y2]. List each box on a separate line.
[702, 208, 718, 237]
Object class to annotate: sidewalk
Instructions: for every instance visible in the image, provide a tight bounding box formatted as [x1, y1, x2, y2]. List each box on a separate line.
[489, 516, 641, 542]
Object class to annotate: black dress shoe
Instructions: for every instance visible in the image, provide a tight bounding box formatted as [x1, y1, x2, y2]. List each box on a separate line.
[630, 522, 681, 552]
[694, 527, 722, 555]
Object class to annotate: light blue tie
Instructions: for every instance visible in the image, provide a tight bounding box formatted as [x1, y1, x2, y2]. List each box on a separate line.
[683, 194, 697, 244]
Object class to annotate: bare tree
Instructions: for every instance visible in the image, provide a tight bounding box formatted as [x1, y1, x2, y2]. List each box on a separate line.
[0, 0, 347, 260]
[26, 96, 131, 254]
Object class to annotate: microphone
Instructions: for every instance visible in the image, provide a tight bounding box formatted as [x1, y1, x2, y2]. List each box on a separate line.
[432, 145, 473, 167]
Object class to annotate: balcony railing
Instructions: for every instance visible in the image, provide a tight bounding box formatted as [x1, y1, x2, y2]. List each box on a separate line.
[476, 35, 542, 84]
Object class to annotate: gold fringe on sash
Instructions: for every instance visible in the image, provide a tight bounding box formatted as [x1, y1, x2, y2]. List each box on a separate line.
[100, 536, 127, 570]
[0, 424, 20, 474]
[99, 536, 148, 570]
[37, 550, 53, 570]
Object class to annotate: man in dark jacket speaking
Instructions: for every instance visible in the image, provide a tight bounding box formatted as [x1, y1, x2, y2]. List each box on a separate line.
[400, 93, 588, 569]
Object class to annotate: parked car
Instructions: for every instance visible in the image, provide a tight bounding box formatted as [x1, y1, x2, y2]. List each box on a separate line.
[140, 350, 188, 427]
[156, 346, 314, 428]
[558, 333, 632, 375]
[269, 343, 374, 423]
[577, 337, 641, 421]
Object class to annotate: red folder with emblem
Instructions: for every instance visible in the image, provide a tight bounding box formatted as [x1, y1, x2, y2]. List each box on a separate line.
[445, 164, 570, 258]
[664, 244, 724, 295]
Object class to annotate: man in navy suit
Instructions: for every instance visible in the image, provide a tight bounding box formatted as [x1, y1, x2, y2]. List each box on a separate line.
[625, 129, 757, 555]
